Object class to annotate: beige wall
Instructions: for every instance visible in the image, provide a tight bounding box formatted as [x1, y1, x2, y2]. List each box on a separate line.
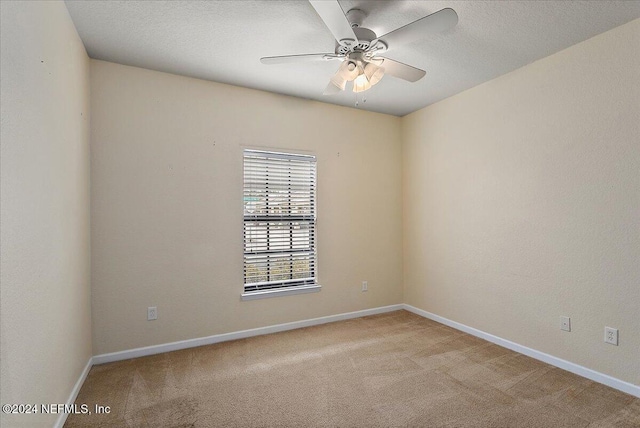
[0, 1, 92, 426]
[403, 19, 639, 386]
[90, 60, 403, 355]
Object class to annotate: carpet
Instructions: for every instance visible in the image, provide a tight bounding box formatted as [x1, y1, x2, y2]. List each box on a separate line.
[65, 310, 639, 427]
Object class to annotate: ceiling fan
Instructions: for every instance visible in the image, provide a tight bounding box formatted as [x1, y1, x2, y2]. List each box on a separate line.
[260, 1, 458, 95]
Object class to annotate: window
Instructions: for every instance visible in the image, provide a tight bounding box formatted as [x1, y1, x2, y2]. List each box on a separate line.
[242, 149, 319, 300]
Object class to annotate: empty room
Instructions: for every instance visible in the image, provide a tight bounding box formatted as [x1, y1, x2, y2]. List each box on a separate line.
[1, 1, 639, 427]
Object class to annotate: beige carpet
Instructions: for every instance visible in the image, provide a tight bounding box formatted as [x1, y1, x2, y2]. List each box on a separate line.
[66, 310, 639, 427]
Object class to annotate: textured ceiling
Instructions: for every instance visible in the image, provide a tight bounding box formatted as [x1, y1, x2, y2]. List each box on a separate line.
[64, 1, 640, 116]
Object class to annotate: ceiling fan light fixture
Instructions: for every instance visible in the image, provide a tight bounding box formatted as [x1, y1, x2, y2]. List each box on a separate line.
[352, 72, 371, 93]
[364, 62, 384, 86]
[323, 71, 347, 95]
[338, 60, 359, 81]
[323, 80, 344, 95]
[332, 74, 347, 90]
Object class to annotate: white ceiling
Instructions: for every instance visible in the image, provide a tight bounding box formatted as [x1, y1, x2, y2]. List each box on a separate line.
[64, 1, 640, 116]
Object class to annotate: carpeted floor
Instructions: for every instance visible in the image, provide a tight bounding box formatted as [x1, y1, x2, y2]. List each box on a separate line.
[66, 310, 639, 427]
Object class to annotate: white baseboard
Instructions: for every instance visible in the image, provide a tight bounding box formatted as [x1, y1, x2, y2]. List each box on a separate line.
[54, 356, 93, 428]
[93, 304, 404, 365]
[402, 304, 640, 399]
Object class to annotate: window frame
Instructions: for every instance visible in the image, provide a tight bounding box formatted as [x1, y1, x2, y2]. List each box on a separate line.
[241, 148, 320, 301]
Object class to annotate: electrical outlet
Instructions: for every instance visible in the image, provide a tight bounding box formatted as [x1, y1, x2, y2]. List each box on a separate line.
[147, 306, 157, 321]
[604, 327, 618, 346]
[362, 281, 368, 292]
[560, 316, 571, 332]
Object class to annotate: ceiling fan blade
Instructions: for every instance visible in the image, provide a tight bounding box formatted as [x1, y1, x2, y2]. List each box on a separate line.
[373, 57, 426, 82]
[377, 8, 458, 51]
[260, 53, 341, 64]
[309, 0, 358, 47]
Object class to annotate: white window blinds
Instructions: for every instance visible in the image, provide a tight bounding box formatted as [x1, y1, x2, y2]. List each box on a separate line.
[243, 149, 317, 293]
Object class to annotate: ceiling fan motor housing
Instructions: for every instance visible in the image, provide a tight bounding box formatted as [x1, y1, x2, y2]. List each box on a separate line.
[336, 26, 385, 55]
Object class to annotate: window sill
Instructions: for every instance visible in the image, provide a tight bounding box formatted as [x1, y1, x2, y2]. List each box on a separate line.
[241, 284, 321, 301]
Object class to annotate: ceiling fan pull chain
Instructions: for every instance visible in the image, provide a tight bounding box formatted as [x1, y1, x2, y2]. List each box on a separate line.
[354, 91, 367, 107]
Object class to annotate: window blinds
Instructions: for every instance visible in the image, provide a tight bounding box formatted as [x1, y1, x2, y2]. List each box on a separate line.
[243, 149, 317, 293]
